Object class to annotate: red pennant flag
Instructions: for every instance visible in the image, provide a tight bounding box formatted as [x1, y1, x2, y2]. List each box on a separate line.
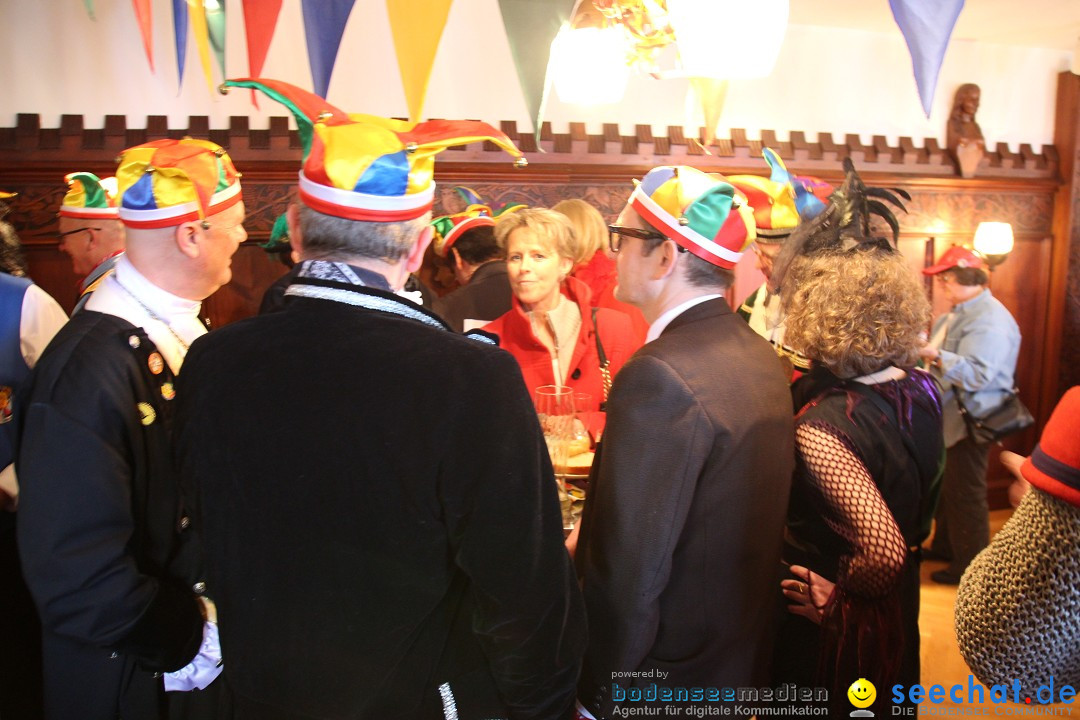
[132, 0, 154, 73]
[241, 0, 283, 108]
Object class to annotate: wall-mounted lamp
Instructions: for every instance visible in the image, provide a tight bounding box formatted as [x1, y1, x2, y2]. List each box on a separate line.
[973, 221, 1014, 269]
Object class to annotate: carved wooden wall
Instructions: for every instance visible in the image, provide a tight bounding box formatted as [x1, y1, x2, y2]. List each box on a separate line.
[2, 109, 1073, 508]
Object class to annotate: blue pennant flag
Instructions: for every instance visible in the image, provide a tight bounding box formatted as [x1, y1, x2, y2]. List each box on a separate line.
[172, 0, 188, 91]
[889, 0, 966, 117]
[301, 0, 357, 98]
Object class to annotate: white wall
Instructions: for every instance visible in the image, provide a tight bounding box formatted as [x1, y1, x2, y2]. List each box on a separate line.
[0, 0, 1071, 149]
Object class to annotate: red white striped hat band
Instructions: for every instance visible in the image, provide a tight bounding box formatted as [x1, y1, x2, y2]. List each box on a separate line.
[298, 171, 435, 222]
[118, 182, 243, 229]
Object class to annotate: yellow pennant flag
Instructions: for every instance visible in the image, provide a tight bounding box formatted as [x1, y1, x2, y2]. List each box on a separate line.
[386, 0, 454, 122]
[188, 0, 215, 93]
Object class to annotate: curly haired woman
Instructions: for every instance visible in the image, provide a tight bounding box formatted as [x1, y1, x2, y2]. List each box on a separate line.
[769, 164, 944, 715]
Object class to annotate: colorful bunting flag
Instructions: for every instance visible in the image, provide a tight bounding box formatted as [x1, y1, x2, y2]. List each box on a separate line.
[188, 0, 215, 92]
[206, 0, 227, 83]
[497, 0, 576, 142]
[386, 0, 454, 122]
[690, 77, 728, 149]
[889, 0, 966, 117]
[83, 0, 96, 21]
[241, 0, 283, 107]
[132, 0, 154, 72]
[172, 0, 189, 90]
[301, 0, 358, 98]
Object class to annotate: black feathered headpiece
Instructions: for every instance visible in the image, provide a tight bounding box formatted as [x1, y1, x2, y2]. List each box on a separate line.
[771, 158, 910, 291]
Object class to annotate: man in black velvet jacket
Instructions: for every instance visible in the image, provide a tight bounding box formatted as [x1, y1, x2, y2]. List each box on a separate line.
[174, 78, 585, 720]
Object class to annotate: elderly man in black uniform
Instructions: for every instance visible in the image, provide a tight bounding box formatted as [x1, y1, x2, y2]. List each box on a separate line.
[574, 166, 795, 719]
[172, 78, 585, 720]
[16, 138, 245, 719]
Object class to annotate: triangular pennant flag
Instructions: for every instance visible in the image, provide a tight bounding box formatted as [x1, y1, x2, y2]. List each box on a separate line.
[301, 0, 357, 98]
[386, 0, 454, 122]
[172, 0, 188, 91]
[206, 0, 227, 83]
[84, 0, 96, 21]
[690, 77, 728, 149]
[188, 0, 215, 92]
[889, 0, 966, 117]
[132, 0, 154, 72]
[241, 0, 283, 108]
[497, 0, 576, 143]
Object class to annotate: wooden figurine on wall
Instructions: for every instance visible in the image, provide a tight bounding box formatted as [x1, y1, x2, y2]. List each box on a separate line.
[947, 83, 985, 178]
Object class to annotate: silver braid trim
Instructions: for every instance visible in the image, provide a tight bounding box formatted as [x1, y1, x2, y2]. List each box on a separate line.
[437, 682, 458, 720]
[285, 284, 444, 329]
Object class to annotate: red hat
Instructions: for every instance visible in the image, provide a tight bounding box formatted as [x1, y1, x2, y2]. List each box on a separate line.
[1022, 387, 1080, 507]
[922, 245, 987, 275]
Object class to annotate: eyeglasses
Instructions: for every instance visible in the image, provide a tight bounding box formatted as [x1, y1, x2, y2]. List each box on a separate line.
[608, 224, 683, 254]
[57, 226, 101, 241]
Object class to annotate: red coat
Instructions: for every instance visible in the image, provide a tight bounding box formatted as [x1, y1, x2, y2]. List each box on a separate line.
[483, 276, 635, 437]
[572, 251, 649, 348]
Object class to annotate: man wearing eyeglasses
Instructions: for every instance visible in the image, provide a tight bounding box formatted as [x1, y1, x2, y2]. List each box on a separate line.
[56, 172, 126, 312]
[574, 166, 794, 719]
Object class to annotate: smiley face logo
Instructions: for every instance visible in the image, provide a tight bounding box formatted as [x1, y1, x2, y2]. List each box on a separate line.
[847, 678, 876, 709]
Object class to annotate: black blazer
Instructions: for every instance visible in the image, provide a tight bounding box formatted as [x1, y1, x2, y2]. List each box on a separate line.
[576, 299, 795, 717]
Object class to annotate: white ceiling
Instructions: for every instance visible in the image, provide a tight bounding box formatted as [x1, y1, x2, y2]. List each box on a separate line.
[789, 0, 1080, 51]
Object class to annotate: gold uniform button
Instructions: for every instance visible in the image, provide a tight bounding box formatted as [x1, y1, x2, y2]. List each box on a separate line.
[128, 335, 141, 349]
[147, 353, 164, 375]
[137, 403, 156, 426]
[180, 516, 191, 530]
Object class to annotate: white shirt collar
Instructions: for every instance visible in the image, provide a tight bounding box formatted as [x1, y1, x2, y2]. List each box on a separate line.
[85, 255, 206, 373]
[646, 294, 724, 344]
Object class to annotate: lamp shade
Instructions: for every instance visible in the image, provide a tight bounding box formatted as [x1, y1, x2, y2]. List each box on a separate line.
[973, 221, 1014, 257]
[550, 25, 631, 105]
[668, 0, 789, 79]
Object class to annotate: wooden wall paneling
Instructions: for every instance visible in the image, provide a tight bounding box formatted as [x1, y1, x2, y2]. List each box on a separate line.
[1052, 71, 1080, 404]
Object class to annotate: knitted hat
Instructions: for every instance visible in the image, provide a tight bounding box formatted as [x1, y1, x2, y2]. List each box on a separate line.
[728, 149, 831, 242]
[222, 78, 525, 223]
[59, 172, 120, 219]
[116, 139, 242, 229]
[1023, 386, 1080, 507]
[260, 213, 291, 254]
[629, 166, 756, 269]
[922, 244, 987, 275]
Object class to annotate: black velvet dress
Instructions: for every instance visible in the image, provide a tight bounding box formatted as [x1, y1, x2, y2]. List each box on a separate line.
[773, 366, 943, 714]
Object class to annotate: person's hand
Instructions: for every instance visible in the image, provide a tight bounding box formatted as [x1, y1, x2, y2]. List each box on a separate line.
[1001, 450, 1031, 507]
[917, 344, 940, 362]
[564, 523, 580, 559]
[781, 565, 834, 625]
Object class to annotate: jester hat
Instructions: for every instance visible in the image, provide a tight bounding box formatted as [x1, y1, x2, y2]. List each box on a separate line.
[629, 166, 756, 270]
[222, 78, 526, 223]
[728, 149, 831, 242]
[431, 187, 526, 257]
[116, 138, 242, 229]
[59, 172, 120, 219]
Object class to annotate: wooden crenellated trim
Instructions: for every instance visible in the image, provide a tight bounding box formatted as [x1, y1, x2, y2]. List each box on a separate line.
[0, 113, 1060, 179]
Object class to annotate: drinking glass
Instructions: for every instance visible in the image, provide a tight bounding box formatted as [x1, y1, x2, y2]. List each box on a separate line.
[534, 384, 575, 529]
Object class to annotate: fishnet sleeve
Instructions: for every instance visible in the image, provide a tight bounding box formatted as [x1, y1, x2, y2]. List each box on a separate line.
[796, 421, 907, 598]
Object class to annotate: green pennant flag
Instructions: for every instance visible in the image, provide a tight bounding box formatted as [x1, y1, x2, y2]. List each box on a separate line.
[206, 0, 227, 83]
[84, 0, 96, 20]
[497, 0, 576, 144]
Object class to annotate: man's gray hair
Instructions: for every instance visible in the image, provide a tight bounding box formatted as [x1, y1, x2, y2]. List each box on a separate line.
[299, 204, 431, 262]
[681, 252, 735, 290]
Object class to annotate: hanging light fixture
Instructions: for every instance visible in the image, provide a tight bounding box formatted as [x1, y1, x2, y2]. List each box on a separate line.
[549, 0, 789, 110]
[550, 24, 632, 105]
[667, 0, 789, 79]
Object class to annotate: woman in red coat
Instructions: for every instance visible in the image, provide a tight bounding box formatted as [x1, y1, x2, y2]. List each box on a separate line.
[483, 208, 634, 438]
